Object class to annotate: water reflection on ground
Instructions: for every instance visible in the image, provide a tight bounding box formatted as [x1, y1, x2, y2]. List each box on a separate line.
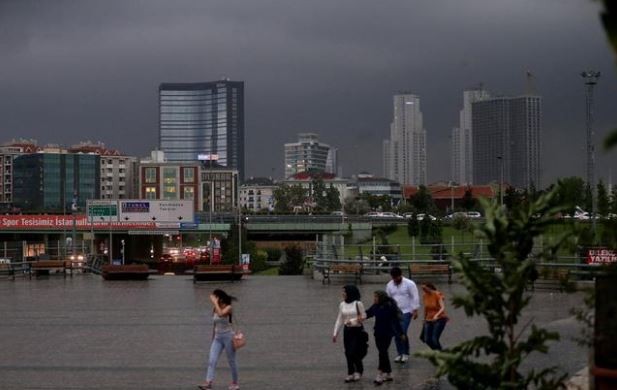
[0, 275, 586, 389]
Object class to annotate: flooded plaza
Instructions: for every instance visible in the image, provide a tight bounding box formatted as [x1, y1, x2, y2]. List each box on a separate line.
[0, 274, 587, 389]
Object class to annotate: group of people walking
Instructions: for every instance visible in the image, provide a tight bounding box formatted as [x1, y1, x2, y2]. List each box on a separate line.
[333, 266, 448, 385]
[197, 266, 448, 389]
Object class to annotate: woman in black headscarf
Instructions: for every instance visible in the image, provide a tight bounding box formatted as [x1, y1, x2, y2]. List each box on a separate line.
[332, 285, 367, 382]
[365, 290, 404, 385]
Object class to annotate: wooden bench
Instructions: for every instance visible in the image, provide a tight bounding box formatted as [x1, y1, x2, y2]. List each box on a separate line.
[322, 263, 362, 285]
[0, 263, 15, 280]
[408, 263, 452, 284]
[531, 266, 571, 292]
[30, 260, 73, 278]
[101, 264, 151, 281]
[193, 264, 243, 283]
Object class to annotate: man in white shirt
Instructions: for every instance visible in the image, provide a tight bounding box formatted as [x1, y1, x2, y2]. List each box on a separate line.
[386, 266, 419, 363]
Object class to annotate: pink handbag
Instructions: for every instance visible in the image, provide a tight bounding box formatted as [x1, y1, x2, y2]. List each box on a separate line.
[232, 331, 246, 350]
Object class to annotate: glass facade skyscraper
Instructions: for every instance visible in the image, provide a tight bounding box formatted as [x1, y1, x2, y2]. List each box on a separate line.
[13, 153, 100, 212]
[159, 80, 245, 181]
[472, 95, 541, 190]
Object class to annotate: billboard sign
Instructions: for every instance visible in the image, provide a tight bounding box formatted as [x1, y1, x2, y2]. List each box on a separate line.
[118, 200, 194, 223]
[585, 248, 617, 265]
[0, 215, 155, 230]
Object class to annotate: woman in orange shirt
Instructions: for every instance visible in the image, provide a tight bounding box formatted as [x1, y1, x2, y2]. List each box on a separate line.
[421, 283, 448, 350]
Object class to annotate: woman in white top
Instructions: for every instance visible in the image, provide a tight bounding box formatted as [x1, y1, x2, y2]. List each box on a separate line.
[332, 285, 367, 383]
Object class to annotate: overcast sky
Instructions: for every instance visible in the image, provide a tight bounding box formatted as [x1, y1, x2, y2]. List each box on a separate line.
[1, 0, 616, 186]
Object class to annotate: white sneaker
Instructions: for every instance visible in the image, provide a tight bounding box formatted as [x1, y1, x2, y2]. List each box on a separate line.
[344, 375, 354, 383]
[228, 383, 240, 390]
[373, 373, 384, 385]
[400, 354, 409, 362]
[352, 372, 362, 381]
[382, 373, 393, 382]
[393, 355, 402, 363]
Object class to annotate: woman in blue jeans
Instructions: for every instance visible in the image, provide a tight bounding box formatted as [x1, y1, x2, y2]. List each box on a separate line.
[421, 283, 448, 350]
[199, 289, 239, 390]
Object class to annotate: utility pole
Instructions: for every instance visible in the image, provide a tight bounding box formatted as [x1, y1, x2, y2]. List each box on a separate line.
[497, 156, 504, 208]
[581, 71, 600, 233]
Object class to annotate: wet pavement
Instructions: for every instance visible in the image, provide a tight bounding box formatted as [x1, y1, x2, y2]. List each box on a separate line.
[0, 274, 587, 389]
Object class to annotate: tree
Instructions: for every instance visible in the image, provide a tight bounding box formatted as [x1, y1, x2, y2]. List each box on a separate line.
[504, 187, 522, 210]
[451, 213, 470, 242]
[325, 185, 341, 212]
[597, 180, 610, 217]
[407, 213, 419, 238]
[611, 187, 617, 215]
[344, 196, 370, 215]
[411, 185, 436, 213]
[418, 189, 574, 389]
[360, 193, 392, 212]
[554, 177, 586, 214]
[311, 178, 327, 212]
[461, 188, 476, 211]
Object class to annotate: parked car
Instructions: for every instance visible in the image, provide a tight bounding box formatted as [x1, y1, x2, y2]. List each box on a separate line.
[364, 211, 404, 219]
[466, 211, 482, 219]
[403, 212, 437, 221]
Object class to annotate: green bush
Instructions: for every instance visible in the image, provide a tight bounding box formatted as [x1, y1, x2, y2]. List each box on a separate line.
[250, 250, 269, 273]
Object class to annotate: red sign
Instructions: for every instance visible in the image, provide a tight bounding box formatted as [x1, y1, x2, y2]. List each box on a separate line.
[586, 248, 617, 265]
[0, 215, 156, 231]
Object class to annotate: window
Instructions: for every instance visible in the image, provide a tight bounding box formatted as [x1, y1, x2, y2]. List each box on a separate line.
[163, 168, 177, 185]
[163, 185, 177, 200]
[183, 187, 194, 200]
[183, 167, 195, 183]
[145, 187, 157, 199]
[145, 168, 157, 183]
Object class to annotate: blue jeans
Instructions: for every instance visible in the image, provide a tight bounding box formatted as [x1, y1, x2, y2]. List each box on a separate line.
[206, 331, 238, 383]
[394, 312, 412, 356]
[423, 318, 447, 350]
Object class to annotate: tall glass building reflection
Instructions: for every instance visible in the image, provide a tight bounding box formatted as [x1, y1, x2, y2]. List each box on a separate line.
[159, 80, 245, 181]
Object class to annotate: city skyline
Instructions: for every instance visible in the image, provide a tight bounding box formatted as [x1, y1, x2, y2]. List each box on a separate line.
[1, 0, 616, 185]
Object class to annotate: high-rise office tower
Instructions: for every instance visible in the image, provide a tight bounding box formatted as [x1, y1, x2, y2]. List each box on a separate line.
[383, 94, 427, 186]
[159, 80, 245, 181]
[451, 88, 490, 185]
[284, 133, 333, 178]
[472, 95, 541, 189]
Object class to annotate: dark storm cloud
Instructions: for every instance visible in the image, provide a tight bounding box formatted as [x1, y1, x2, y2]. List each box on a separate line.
[1, 0, 616, 184]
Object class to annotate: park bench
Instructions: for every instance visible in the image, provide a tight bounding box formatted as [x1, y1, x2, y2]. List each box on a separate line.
[0, 262, 15, 280]
[30, 260, 73, 278]
[531, 266, 571, 292]
[408, 263, 452, 284]
[101, 264, 151, 280]
[322, 263, 362, 285]
[193, 264, 243, 283]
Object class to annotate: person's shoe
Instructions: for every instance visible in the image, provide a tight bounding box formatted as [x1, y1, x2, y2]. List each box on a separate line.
[373, 374, 384, 385]
[197, 382, 212, 390]
[400, 354, 409, 363]
[382, 373, 393, 382]
[352, 372, 362, 381]
[228, 383, 240, 390]
[344, 375, 354, 383]
[393, 355, 403, 363]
